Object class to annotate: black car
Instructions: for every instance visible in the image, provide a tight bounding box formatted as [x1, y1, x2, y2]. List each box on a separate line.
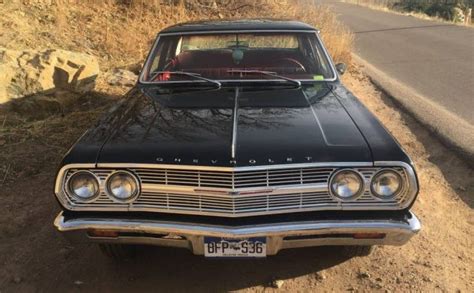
[54, 19, 420, 259]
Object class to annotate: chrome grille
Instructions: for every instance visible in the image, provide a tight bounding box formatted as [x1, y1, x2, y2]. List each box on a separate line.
[133, 191, 338, 214]
[58, 165, 413, 217]
[134, 167, 334, 188]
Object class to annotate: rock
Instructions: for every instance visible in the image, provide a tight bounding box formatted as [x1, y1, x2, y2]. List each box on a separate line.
[315, 272, 326, 281]
[271, 279, 284, 289]
[74, 280, 84, 286]
[105, 69, 137, 87]
[0, 48, 99, 103]
[422, 261, 432, 268]
[358, 272, 371, 279]
[0, 139, 5, 146]
[423, 276, 433, 283]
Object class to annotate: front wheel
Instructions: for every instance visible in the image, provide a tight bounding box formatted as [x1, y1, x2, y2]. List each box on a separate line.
[342, 245, 374, 257]
[98, 244, 137, 260]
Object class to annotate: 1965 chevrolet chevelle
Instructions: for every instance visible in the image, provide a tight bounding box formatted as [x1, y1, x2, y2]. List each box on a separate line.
[54, 19, 420, 258]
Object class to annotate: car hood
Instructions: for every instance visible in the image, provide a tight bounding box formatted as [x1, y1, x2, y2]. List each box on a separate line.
[91, 84, 372, 167]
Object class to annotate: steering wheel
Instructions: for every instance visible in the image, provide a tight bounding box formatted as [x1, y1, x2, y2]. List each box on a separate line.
[277, 58, 306, 73]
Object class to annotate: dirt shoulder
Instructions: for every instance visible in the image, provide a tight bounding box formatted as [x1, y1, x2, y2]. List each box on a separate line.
[0, 68, 472, 292]
[353, 54, 474, 167]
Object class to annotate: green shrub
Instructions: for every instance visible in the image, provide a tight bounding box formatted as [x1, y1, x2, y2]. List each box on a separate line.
[392, 0, 472, 21]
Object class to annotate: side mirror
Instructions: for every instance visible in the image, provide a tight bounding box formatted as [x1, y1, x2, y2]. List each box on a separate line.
[335, 63, 347, 75]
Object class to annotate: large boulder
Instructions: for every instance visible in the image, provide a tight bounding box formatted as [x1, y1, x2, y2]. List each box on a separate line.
[0, 48, 99, 104]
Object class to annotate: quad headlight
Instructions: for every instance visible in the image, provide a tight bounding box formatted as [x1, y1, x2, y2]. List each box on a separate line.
[67, 171, 100, 202]
[371, 169, 403, 199]
[330, 169, 365, 200]
[105, 171, 140, 202]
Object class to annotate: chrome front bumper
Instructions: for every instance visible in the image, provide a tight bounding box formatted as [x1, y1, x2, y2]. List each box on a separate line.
[54, 212, 421, 255]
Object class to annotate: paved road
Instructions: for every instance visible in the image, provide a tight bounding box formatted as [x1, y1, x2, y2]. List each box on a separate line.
[318, 0, 474, 124]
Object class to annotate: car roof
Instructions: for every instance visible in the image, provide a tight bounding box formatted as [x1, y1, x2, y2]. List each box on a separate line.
[160, 19, 317, 34]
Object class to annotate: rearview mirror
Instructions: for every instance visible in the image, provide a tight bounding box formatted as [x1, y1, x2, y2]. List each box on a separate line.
[335, 63, 347, 75]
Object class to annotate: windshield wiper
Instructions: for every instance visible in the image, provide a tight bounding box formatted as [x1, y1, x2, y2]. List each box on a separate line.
[150, 71, 222, 89]
[227, 69, 301, 88]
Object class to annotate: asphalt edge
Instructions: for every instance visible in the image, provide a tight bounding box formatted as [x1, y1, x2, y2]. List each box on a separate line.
[352, 54, 474, 167]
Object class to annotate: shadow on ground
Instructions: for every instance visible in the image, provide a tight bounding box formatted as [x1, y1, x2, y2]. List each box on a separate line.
[18, 232, 351, 292]
[0, 88, 120, 186]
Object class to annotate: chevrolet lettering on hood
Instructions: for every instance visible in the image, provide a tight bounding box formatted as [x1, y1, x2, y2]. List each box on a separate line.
[53, 19, 420, 259]
[156, 156, 312, 165]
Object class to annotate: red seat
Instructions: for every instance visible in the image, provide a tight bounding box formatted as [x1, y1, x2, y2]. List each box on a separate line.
[172, 49, 308, 77]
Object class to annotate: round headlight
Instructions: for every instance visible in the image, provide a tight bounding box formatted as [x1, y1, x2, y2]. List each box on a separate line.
[330, 169, 364, 200]
[371, 169, 403, 198]
[67, 171, 100, 201]
[106, 171, 140, 202]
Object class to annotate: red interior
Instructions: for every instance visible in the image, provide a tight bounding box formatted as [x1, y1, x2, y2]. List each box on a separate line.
[166, 49, 313, 78]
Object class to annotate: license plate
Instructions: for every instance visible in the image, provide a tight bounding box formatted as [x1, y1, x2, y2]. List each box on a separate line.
[204, 237, 266, 258]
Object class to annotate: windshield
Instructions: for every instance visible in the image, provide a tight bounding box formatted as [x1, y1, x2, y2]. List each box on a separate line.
[141, 32, 336, 83]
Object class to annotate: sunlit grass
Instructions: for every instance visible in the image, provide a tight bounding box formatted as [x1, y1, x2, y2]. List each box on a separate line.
[49, 0, 353, 69]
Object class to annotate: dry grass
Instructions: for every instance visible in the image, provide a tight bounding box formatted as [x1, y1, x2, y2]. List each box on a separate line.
[1, 0, 353, 69]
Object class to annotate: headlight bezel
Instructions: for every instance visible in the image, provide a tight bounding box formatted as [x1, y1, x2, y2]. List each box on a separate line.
[104, 170, 141, 203]
[370, 168, 404, 199]
[329, 169, 366, 201]
[65, 170, 101, 203]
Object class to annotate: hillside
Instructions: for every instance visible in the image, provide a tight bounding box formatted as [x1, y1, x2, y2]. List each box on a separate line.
[0, 0, 352, 71]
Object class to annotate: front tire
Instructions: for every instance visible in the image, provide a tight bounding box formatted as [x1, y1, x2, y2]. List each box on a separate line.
[342, 245, 374, 257]
[98, 244, 137, 260]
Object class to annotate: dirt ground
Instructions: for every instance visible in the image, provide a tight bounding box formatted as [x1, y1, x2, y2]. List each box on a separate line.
[0, 64, 472, 292]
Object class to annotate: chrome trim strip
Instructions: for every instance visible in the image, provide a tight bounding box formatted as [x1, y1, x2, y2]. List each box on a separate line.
[140, 33, 161, 83]
[141, 183, 327, 198]
[95, 162, 373, 172]
[56, 204, 409, 218]
[158, 29, 318, 36]
[231, 87, 239, 160]
[140, 79, 331, 85]
[54, 211, 421, 254]
[314, 32, 338, 81]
